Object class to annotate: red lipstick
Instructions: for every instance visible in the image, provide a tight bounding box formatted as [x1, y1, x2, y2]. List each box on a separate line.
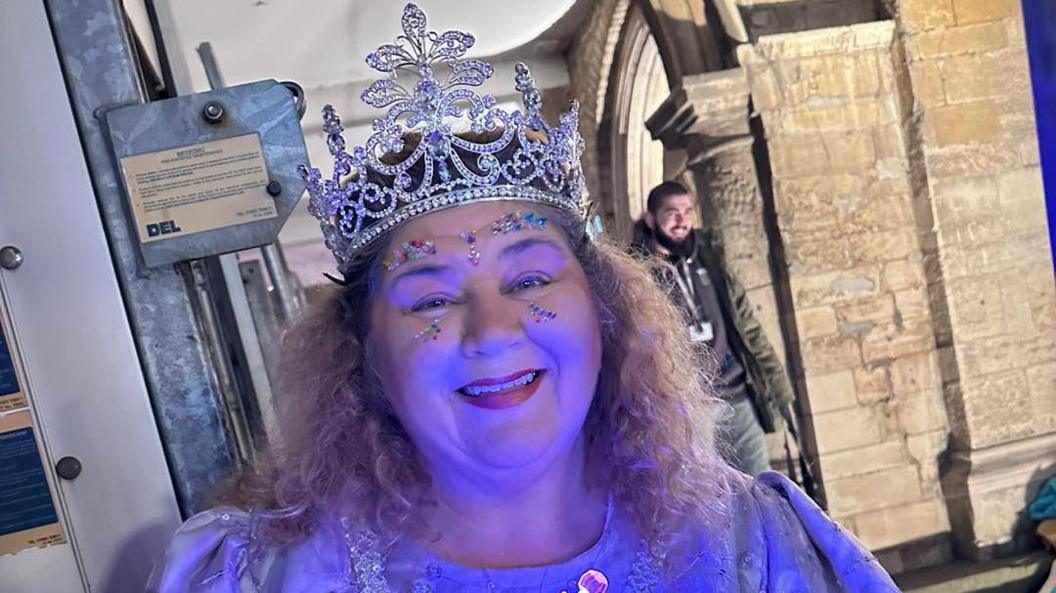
[458, 369, 545, 410]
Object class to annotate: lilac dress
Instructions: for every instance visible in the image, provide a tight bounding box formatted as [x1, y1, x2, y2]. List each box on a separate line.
[146, 472, 900, 592]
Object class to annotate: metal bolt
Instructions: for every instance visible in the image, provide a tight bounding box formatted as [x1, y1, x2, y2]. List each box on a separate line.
[0, 245, 23, 270]
[56, 456, 82, 480]
[202, 101, 225, 124]
[266, 180, 282, 196]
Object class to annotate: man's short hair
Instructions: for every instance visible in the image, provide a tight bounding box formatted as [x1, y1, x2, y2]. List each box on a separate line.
[647, 181, 690, 214]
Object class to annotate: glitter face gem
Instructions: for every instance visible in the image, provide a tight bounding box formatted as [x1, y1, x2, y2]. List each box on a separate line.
[414, 318, 443, 341]
[384, 240, 437, 271]
[450, 211, 547, 267]
[460, 230, 481, 266]
[385, 211, 547, 273]
[491, 211, 547, 235]
[528, 301, 557, 323]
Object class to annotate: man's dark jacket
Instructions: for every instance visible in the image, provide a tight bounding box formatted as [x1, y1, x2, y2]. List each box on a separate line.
[632, 224, 795, 433]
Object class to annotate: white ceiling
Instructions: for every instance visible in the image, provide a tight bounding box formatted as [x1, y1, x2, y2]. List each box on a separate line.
[158, 0, 583, 92]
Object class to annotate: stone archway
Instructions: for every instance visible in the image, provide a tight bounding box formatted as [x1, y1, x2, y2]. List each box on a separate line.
[635, 0, 729, 84]
[567, 0, 735, 236]
[596, 3, 671, 238]
[565, 0, 630, 231]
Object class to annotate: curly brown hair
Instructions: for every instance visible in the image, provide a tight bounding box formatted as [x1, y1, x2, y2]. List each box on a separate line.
[220, 204, 739, 550]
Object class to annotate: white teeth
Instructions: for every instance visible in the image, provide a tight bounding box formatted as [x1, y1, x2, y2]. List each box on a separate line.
[462, 371, 538, 397]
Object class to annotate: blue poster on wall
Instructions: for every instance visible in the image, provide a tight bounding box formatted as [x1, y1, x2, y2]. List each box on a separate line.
[0, 425, 58, 538]
[0, 325, 17, 397]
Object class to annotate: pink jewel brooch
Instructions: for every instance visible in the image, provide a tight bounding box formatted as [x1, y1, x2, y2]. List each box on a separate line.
[576, 569, 608, 593]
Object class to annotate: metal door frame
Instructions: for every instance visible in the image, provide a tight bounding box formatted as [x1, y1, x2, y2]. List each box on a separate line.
[0, 1, 181, 590]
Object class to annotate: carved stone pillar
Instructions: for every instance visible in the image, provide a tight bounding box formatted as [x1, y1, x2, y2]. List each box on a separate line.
[737, 24, 956, 569]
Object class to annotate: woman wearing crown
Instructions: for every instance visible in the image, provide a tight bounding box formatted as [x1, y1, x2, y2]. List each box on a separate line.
[148, 5, 899, 592]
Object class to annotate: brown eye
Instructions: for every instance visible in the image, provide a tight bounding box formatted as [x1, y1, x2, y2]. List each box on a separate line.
[510, 274, 551, 293]
[412, 295, 452, 312]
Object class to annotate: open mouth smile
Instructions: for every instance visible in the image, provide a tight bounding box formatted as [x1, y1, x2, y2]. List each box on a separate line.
[458, 369, 545, 409]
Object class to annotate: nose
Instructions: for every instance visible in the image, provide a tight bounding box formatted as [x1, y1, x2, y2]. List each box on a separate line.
[460, 291, 525, 358]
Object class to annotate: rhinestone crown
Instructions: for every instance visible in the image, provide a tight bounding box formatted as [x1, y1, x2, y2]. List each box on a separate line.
[298, 3, 588, 274]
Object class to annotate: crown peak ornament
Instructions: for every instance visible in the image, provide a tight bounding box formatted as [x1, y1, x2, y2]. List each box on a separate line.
[298, 3, 588, 275]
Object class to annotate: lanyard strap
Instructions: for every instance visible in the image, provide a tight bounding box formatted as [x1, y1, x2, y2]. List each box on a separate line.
[674, 258, 706, 326]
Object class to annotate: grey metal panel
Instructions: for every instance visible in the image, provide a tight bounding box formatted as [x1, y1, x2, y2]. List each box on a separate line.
[240, 259, 284, 388]
[192, 42, 302, 449]
[45, 0, 239, 513]
[0, 0, 180, 590]
[105, 80, 309, 266]
[194, 41, 306, 323]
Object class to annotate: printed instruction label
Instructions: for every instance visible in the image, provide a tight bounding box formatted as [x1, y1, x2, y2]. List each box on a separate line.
[119, 133, 277, 243]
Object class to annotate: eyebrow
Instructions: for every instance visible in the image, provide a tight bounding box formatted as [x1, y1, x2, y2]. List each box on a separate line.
[498, 236, 566, 260]
[389, 263, 455, 292]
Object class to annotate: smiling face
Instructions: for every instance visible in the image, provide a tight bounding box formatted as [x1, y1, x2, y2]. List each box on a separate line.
[368, 201, 602, 493]
[646, 192, 695, 244]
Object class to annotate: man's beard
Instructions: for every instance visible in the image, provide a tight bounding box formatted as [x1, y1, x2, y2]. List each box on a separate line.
[656, 227, 695, 259]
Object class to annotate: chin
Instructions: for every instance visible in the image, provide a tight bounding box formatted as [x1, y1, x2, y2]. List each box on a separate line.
[470, 421, 563, 470]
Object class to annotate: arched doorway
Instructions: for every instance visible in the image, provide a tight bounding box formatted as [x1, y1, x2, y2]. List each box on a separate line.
[596, 4, 672, 241]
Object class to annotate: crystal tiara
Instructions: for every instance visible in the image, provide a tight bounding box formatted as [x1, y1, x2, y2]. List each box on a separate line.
[298, 3, 588, 274]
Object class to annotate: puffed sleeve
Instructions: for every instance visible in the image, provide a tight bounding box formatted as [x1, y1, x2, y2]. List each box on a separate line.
[146, 508, 273, 593]
[753, 471, 901, 593]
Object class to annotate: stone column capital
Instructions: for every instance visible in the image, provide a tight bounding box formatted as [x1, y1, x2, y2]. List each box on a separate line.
[645, 67, 751, 151]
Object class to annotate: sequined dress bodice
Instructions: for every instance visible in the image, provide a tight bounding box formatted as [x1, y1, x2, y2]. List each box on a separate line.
[146, 472, 901, 593]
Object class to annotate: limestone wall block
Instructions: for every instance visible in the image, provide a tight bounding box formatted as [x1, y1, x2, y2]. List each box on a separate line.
[925, 142, 1021, 179]
[889, 351, 941, 395]
[819, 440, 910, 480]
[827, 465, 925, 515]
[907, 21, 1009, 59]
[895, 389, 950, 435]
[900, 0, 956, 33]
[941, 53, 1010, 104]
[796, 305, 840, 339]
[924, 100, 1002, 146]
[882, 259, 927, 292]
[852, 498, 951, 550]
[805, 369, 859, 412]
[860, 317, 935, 361]
[951, 0, 1020, 25]
[854, 364, 892, 403]
[812, 406, 887, 454]
[792, 266, 881, 308]
[801, 333, 864, 374]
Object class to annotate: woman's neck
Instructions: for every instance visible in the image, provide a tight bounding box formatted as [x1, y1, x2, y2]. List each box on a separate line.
[422, 439, 608, 568]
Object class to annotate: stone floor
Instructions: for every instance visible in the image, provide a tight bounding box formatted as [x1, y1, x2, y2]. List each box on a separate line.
[895, 552, 1053, 593]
